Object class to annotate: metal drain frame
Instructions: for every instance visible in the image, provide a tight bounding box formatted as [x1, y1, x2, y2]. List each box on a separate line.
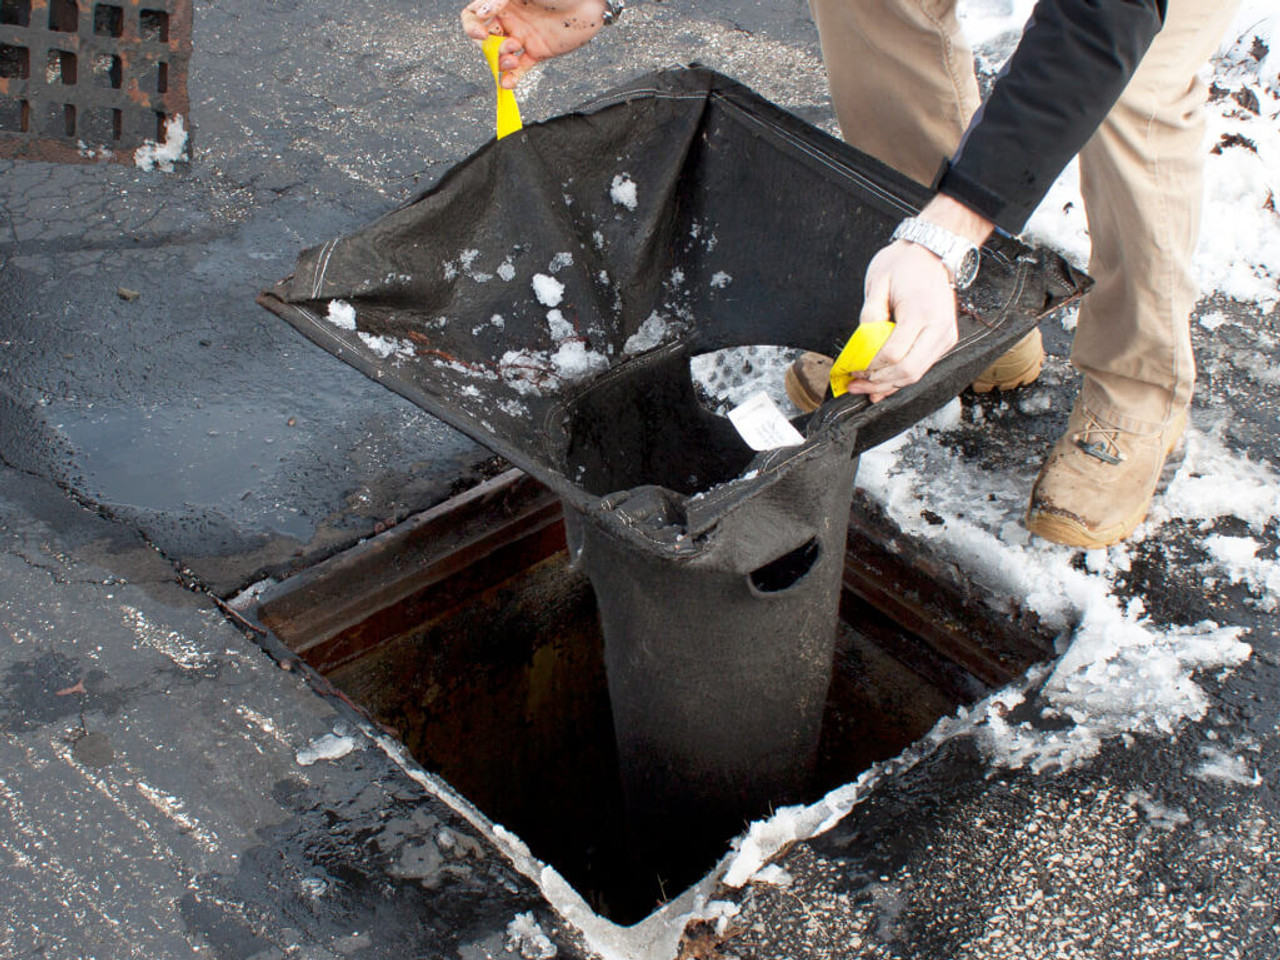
[0, 0, 191, 164]
[246, 469, 1054, 690]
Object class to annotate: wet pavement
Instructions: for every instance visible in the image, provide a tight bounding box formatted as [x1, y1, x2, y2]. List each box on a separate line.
[3, 0, 1280, 957]
[0, 464, 583, 959]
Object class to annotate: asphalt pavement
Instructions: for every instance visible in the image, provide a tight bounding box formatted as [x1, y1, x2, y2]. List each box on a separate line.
[2, 0, 1279, 958]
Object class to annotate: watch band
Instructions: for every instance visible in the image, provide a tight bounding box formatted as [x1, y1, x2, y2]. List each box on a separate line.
[891, 216, 980, 290]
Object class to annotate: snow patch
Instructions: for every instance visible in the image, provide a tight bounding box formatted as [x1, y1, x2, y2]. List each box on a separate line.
[497, 397, 529, 418]
[751, 864, 793, 887]
[459, 249, 493, 282]
[1018, 391, 1053, 415]
[1202, 533, 1280, 611]
[358, 332, 413, 360]
[623, 312, 675, 355]
[922, 397, 963, 432]
[500, 341, 609, 396]
[1152, 427, 1280, 533]
[552, 340, 610, 379]
[121, 606, 211, 669]
[1194, 745, 1263, 786]
[296, 732, 358, 766]
[327, 300, 357, 331]
[974, 616, 1250, 774]
[532, 273, 564, 308]
[546, 309, 574, 342]
[610, 173, 638, 211]
[1124, 790, 1191, 831]
[136, 781, 219, 851]
[506, 912, 557, 959]
[134, 115, 188, 172]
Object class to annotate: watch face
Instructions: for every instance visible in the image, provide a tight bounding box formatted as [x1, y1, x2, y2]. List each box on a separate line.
[954, 248, 980, 290]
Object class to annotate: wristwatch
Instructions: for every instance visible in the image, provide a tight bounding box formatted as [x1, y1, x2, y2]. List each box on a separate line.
[891, 216, 981, 290]
[602, 0, 625, 24]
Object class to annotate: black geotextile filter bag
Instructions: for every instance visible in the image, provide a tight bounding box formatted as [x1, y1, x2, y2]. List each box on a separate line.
[261, 67, 1087, 879]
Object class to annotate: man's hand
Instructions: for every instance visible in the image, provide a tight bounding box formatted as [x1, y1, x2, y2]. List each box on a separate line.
[845, 194, 994, 403]
[461, 0, 608, 89]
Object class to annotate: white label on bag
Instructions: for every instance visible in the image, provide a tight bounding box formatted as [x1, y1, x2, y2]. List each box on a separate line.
[727, 391, 806, 451]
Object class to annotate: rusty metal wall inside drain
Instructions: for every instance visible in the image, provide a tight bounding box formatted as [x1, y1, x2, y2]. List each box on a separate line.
[0, 0, 191, 164]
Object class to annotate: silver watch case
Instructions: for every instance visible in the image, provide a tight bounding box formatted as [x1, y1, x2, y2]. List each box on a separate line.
[891, 216, 980, 290]
[602, 0, 625, 24]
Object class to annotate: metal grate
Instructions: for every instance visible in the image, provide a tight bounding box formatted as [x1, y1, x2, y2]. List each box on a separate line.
[0, 0, 191, 164]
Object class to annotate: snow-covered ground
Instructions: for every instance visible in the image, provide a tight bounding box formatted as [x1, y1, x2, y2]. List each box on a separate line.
[711, 0, 1280, 909]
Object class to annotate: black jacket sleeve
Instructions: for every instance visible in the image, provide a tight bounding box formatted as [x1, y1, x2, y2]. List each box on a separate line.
[937, 0, 1167, 234]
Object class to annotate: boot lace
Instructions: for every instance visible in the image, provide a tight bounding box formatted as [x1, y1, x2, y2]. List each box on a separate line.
[1074, 416, 1124, 465]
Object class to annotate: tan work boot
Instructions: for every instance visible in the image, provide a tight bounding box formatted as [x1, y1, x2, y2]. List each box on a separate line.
[784, 352, 834, 414]
[970, 328, 1044, 393]
[1025, 401, 1187, 548]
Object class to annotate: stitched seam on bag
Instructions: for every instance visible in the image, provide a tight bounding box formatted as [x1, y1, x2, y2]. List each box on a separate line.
[310, 239, 339, 300]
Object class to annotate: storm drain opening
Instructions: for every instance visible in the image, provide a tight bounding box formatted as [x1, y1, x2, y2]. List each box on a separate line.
[0, 0, 191, 163]
[248, 469, 1054, 926]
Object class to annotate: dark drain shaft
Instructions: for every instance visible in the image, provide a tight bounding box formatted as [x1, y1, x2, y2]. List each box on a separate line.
[253, 470, 1049, 924]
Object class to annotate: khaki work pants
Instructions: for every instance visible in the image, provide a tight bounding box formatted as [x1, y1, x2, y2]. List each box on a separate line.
[809, 0, 1242, 430]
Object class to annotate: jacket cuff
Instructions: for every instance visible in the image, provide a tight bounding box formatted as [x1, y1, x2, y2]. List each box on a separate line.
[935, 162, 1028, 236]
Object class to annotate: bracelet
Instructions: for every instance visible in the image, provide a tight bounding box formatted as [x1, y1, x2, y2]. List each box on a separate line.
[602, 0, 625, 24]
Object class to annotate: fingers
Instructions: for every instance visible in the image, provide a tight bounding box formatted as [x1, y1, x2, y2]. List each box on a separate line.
[462, 0, 529, 89]
[499, 58, 532, 89]
[461, 0, 509, 41]
[497, 38, 527, 75]
[842, 241, 959, 402]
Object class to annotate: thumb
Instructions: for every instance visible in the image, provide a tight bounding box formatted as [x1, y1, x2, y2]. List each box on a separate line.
[860, 275, 892, 327]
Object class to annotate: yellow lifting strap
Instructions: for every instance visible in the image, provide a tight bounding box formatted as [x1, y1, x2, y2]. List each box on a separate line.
[482, 35, 523, 140]
[829, 321, 895, 397]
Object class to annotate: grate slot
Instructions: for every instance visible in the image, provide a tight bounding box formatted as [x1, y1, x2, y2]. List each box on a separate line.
[93, 3, 122, 38]
[0, 42, 28, 78]
[0, 96, 23, 131]
[0, 0, 190, 164]
[45, 48, 77, 86]
[48, 0, 77, 33]
[90, 51, 121, 89]
[139, 8, 167, 42]
[1, 0, 30, 28]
